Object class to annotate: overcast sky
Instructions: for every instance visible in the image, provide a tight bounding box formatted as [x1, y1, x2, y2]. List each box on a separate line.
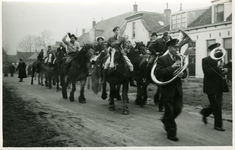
[2, 0, 212, 55]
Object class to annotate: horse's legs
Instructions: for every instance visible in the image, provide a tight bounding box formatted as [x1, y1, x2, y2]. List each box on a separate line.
[31, 69, 35, 85]
[61, 74, 68, 99]
[69, 81, 76, 102]
[109, 84, 115, 111]
[40, 73, 44, 86]
[135, 79, 143, 105]
[48, 74, 52, 89]
[101, 70, 107, 100]
[115, 84, 122, 101]
[122, 81, 129, 115]
[141, 80, 150, 108]
[79, 79, 87, 103]
[56, 75, 60, 92]
[87, 77, 90, 90]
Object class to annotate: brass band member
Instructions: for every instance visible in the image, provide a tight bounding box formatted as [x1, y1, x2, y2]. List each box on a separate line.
[155, 39, 187, 141]
[200, 43, 229, 131]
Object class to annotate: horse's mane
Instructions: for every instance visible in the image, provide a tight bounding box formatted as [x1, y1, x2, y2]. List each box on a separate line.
[74, 44, 93, 66]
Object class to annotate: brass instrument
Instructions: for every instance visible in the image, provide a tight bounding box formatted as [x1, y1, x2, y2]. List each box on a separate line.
[151, 30, 194, 85]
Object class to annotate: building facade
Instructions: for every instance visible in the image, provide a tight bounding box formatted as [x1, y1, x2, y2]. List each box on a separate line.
[158, 0, 232, 78]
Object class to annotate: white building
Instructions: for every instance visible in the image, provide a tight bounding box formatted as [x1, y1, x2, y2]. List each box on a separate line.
[158, 0, 232, 78]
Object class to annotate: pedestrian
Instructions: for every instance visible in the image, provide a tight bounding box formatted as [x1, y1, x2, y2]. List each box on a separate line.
[16, 59, 27, 82]
[28, 63, 32, 77]
[3, 63, 9, 77]
[200, 43, 229, 131]
[155, 39, 187, 141]
[104, 26, 136, 87]
[9, 63, 15, 77]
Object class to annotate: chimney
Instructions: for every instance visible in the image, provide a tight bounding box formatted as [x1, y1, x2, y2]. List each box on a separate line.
[133, 2, 138, 12]
[92, 19, 96, 28]
[180, 3, 182, 11]
[82, 29, 86, 35]
[164, 3, 171, 25]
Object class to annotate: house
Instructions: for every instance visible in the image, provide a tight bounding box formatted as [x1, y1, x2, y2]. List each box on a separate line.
[16, 51, 36, 62]
[157, 0, 232, 78]
[78, 11, 133, 44]
[77, 3, 170, 45]
[122, 3, 171, 44]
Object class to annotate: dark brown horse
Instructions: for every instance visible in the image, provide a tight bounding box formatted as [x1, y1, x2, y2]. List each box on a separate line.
[31, 60, 46, 86]
[100, 47, 130, 115]
[59, 44, 94, 103]
[127, 41, 157, 108]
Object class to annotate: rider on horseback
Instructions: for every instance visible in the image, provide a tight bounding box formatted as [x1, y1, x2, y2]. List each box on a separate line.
[144, 32, 170, 81]
[104, 26, 136, 87]
[37, 49, 44, 62]
[62, 32, 81, 69]
[44, 46, 55, 64]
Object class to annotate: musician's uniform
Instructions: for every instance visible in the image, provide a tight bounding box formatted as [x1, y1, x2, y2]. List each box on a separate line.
[201, 56, 226, 129]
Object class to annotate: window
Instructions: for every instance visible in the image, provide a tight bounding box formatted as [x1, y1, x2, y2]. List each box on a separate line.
[223, 38, 232, 63]
[215, 4, 224, 22]
[132, 22, 136, 39]
[206, 39, 216, 56]
[171, 12, 186, 30]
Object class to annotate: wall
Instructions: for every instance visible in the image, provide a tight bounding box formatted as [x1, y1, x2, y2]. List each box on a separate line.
[123, 19, 150, 45]
[169, 23, 232, 78]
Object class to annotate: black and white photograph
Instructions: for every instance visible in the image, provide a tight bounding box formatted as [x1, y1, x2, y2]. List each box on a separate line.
[1, 0, 233, 149]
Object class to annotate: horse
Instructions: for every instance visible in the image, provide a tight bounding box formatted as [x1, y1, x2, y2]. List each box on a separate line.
[59, 44, 95, 103]
[43, 52, 60, 91]
[31, 60, 46, 86]
[100, 47, 130, 115]
[127, 41, 162, 108]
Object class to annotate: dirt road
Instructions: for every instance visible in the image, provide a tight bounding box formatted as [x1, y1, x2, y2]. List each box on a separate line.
[2, 76, 232, 147]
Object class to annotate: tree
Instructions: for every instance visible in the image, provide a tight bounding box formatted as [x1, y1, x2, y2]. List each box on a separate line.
[19, 35, 33, 53]
[18, 30, 53, 53]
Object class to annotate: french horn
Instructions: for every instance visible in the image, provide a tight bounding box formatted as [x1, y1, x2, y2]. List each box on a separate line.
[151, 30, 194, 85]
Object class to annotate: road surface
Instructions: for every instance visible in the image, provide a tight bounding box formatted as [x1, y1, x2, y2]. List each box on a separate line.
[2, 76, 233, 148]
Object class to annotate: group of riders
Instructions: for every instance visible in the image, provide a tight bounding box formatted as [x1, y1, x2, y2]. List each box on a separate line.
[35, 26, 171, 88]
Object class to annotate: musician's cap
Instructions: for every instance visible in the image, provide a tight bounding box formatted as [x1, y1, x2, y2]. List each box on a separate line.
[151, 32, 158, 37]
[96, 36, 105, 41]
[19, 58, 23, 61]
[208, 43, 220, 51]
[68, 33, 77, 40]
[166, 39, 179, 47]
[113, 26, 120, 32]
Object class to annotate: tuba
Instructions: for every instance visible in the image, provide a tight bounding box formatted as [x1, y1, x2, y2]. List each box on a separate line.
[151, 30, 194, 85]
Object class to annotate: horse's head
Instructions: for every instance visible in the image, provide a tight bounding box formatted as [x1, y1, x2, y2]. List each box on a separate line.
[109, 48, 124, 71]
[81, 44, 95, 61]
[134, 41, 146, 55]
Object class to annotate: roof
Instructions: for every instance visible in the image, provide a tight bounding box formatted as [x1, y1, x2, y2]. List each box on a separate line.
[155, 24, 170, 34]
[77, 32, 90, 44]
[94, 11, 134, 39]
[77, 12, 133, 43]
[17, 51, 36, 61]
[188, 7, 212, 27]
[27, 52, 39, 60]
[7, 55, 17, 63]
[137, 11, 167, 33]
